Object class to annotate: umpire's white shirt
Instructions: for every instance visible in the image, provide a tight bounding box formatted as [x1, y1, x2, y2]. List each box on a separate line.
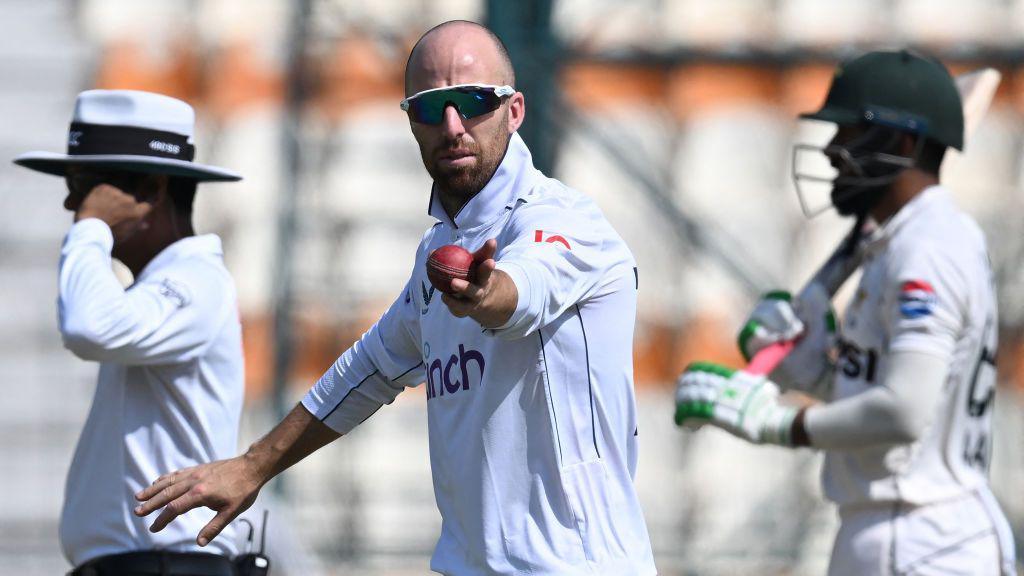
[58, 219, 242, 566]
[303, 133, 656, 575]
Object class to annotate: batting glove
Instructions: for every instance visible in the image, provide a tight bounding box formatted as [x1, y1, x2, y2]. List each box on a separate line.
[737, 284, 836, 395]
[674, 362, 798, 445]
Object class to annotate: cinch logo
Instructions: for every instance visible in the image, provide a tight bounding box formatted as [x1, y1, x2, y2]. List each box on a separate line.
[425, 344, 485, 400]
[149, 140, 181, 155]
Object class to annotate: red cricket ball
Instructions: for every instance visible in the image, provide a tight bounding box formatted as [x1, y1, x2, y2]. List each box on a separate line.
[427, 245, 476, 295]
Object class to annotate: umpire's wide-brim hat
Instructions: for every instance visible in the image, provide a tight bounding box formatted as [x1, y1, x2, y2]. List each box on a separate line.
[13, 89, 242, 182]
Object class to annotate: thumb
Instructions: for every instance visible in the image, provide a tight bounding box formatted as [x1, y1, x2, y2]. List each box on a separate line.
[475, 258, 496, 286]
[473, 238, 497, 263]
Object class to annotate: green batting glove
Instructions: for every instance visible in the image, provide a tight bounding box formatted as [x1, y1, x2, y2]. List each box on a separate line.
[674, 361, 798, 446]
[736, 286, 838, 396]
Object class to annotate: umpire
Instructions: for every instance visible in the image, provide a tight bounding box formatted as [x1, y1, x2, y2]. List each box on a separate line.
[14, 90, 247, 575]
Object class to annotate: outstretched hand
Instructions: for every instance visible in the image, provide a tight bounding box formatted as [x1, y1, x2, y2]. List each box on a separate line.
[133, 403, 341, 546]
[442, 238, 517, 329]
[133, 456, 263, 547]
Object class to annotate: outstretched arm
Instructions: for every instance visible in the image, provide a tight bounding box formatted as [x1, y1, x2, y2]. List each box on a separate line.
[135, 264, 426, 546]
[134, 403, 339, 546]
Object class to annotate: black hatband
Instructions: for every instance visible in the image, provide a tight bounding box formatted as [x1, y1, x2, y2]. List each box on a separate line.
[67, 122, 195, 161]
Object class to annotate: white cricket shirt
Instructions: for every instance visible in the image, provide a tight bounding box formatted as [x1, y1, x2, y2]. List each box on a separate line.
[58, 218, 243, 566]
[825, 186, 999, 506]
[302, 133, 656, 575]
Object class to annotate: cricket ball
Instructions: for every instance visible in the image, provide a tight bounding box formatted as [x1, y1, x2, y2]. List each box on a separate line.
[427, 245, 476, 295]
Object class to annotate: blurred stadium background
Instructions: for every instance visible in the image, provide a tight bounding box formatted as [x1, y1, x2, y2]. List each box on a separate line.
[2, 1, 1023, 574]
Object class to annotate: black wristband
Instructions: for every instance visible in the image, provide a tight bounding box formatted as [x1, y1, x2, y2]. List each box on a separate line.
[791, 408, 812, 447]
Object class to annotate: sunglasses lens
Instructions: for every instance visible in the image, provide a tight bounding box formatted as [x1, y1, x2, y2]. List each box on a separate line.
[406, 88, 504, 124]
[455, 89, 502, 118]
[406, 94, 444, 125]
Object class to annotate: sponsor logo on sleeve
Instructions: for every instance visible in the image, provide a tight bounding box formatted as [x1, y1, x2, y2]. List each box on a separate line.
[534, 229, 571, 250]
[898, 279, 936, 319]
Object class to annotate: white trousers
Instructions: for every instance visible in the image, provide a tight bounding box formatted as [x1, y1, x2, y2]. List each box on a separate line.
[828, 488, 1016, 576]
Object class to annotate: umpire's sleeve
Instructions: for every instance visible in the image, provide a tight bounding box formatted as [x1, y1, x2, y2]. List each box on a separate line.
[58, 218, 234, 365]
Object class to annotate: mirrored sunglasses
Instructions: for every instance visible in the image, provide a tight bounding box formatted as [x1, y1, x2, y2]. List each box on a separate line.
[400, 84, 515, 125]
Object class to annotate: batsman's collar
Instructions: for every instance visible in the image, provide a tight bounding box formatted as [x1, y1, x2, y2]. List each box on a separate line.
[866, 185, 947, 253]
[427, 132, 541, 230]
[13, 89, 242, 182]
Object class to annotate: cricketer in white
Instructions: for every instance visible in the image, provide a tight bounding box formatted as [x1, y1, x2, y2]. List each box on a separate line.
[303, 132, 655, 575]
[58, 218, 243, 565]
[674, 51, 1016, 575]
[817, 185, 1015, 575]
[134, 20, 655, 576]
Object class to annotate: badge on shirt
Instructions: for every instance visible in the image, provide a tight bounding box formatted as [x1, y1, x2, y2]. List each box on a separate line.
[420, 281, 436, 315]
[159, 278, 191, 308]
[898, 279, 936, 319]
[534, 229, 572, 250]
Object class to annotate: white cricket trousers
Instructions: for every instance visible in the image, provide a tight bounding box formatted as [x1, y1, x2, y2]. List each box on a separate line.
[827, 488, 1016, 576]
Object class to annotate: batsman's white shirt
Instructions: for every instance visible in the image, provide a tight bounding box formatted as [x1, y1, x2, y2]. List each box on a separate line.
[826, 186, 1014, 573]
[828, 186, 998, 505]
[58, 219, 242, 566]
[303, 133, 656, 575]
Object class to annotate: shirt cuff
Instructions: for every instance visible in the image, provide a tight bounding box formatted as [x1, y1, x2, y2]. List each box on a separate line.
[64, 218, 114, 252]
[302, 370, 384, 435]
[490, 260, 533, 337]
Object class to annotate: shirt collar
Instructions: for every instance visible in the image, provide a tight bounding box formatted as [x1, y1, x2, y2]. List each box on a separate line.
[427, 132, 537, 230]
[880, 184, 947, 238]
[137, 234, 223, 281]
[862, 185, 947, 254]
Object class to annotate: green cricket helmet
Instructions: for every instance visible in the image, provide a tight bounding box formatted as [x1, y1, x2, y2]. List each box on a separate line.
[802, 49, 963, 150]
[793, 50, 962, 218]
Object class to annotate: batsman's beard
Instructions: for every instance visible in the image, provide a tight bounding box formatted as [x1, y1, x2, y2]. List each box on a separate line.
[829, 127, 912, 217]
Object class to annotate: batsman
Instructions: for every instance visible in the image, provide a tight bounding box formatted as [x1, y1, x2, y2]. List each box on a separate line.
[674, 50, 1017, 575]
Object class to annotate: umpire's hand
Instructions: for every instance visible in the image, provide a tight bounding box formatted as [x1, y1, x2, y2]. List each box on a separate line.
[134, 456, 263, 546]
[68, 178, 156, 243]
